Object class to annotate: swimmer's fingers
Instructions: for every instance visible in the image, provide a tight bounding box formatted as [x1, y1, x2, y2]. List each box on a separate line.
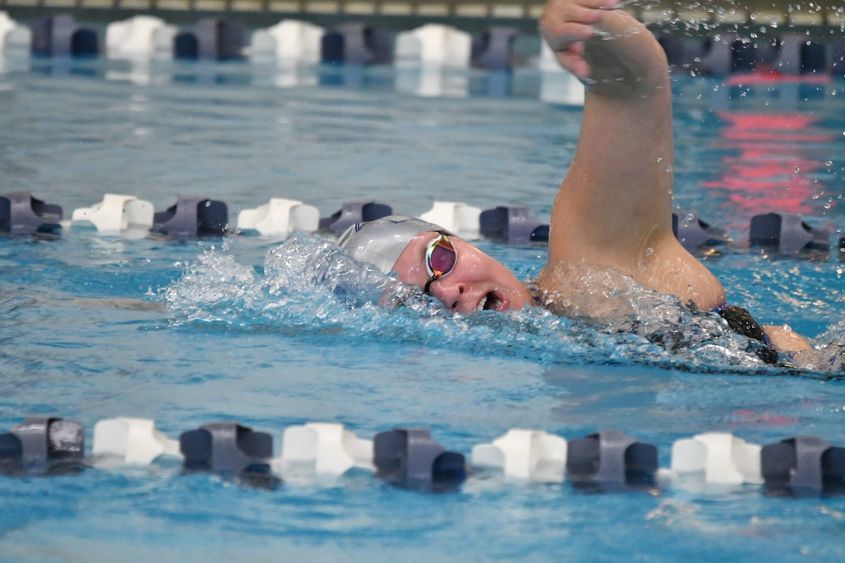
[542, 22, 595, 51]
[554, 44, 591, 79]
[542, 0, 618, 27]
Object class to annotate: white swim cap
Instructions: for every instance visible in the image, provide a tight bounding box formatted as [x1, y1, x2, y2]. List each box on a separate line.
[337, 215, 450, 274]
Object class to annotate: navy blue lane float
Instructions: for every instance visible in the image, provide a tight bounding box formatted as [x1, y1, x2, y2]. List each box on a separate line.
[30, 14, 99, 58]
[0, 192, 62, 234]
[152, 197, 229, 237]
[174, 18, 246, 61]
[0, 417, 84, 475]
[480, 206, 548, 243]
[319, 201, 393, 235]
[565, 431, 657, 488]
[749, 212, 830, 254]
[373, 428, 466, 491]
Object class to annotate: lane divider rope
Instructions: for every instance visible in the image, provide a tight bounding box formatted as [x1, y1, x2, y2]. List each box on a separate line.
[1, 416, 844, 494]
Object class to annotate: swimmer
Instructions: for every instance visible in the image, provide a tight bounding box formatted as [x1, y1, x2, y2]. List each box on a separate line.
[339, 0, 813, 363]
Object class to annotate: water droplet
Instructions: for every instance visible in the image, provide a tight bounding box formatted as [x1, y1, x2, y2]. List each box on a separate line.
[794, 165, 801, 173]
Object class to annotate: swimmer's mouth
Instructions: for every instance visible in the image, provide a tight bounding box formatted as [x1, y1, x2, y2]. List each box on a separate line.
[477, 291, 505, 312]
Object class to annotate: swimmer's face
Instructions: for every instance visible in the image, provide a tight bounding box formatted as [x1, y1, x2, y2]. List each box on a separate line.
[393, 232, 534, 313]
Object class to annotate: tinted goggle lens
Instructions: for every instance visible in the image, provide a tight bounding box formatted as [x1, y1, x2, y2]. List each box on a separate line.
[426, 234, 457, 279]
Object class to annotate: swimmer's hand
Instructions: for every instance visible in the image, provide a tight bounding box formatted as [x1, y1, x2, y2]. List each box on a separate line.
[540, 0, 619, 80]
[540, 0, 667, 98]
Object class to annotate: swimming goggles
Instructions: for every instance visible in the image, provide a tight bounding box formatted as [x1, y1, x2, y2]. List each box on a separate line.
[423, 232, 458, 295]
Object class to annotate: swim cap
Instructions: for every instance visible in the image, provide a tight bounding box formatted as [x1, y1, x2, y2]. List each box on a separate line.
[337, 215, 449, 274]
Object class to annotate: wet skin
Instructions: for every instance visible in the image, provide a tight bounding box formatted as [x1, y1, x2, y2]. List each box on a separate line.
[393, 232, 534, 314]
[391, 0, 812, 354]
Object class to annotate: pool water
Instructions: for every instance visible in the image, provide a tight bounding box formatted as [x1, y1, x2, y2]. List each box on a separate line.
[0, 56, 844, 561]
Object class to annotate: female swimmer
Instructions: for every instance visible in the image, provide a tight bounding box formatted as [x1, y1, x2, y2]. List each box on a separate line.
[338, 0, 812, 362]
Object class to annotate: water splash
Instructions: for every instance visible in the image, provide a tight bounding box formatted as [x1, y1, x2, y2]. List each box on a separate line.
[163, 233, 842, 376]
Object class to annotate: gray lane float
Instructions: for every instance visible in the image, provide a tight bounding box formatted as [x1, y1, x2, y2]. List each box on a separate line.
[480, 206, 548, 243]
[565, 431, 657, 487]
[762, 436, 845, 493]
[319, 201, 392, 236]
[833, 39, 845, 78]
[179, 422, 274, 475]
[0, 192, 62, 234]
[321, 23, 393, 65]
[0, 417, 84, 475]
[775, 34, 827, 75]
[472, 27, 517, 71]
[174, 18, 245, 61]
[658, 35, 708, 72]
[749, 212, 829, 254]
[30, 14, 99, 58]
[373, 428, 466, 491]
[672, 210, 726, 250]
[700, 34, 735, 76]
[152, 197, 229, 237]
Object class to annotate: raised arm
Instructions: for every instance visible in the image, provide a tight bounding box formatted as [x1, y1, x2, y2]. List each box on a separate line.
[537, 0, 725, 311]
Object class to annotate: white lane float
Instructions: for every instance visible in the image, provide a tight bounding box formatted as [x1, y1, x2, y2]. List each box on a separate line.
[670, 432, 763, 485]
[92, 417, 182, 465]
[250, 20, 324, 64]
[472, 429, 568, 483]
[70, 194, 154, 234]
[236, 198, 319, 236]
[0, 12, 30, 55]
[395, 24, 472, 68]
[420, 201, 481, 238]
[106, 16, 177, 60]
[539, 42, 585, 106]
[276, 422, 374, 476]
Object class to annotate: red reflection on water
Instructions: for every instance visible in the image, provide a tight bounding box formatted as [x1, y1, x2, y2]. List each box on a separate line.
[701, 111, 834, 214]
[732, 409, 797, 426]
[726, 73, 832, 87]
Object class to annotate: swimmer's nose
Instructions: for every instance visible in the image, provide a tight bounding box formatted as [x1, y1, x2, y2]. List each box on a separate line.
[429, 280, 467, 312]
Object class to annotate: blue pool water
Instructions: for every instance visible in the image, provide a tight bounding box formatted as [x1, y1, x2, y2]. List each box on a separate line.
[1, 56, 844, 561]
